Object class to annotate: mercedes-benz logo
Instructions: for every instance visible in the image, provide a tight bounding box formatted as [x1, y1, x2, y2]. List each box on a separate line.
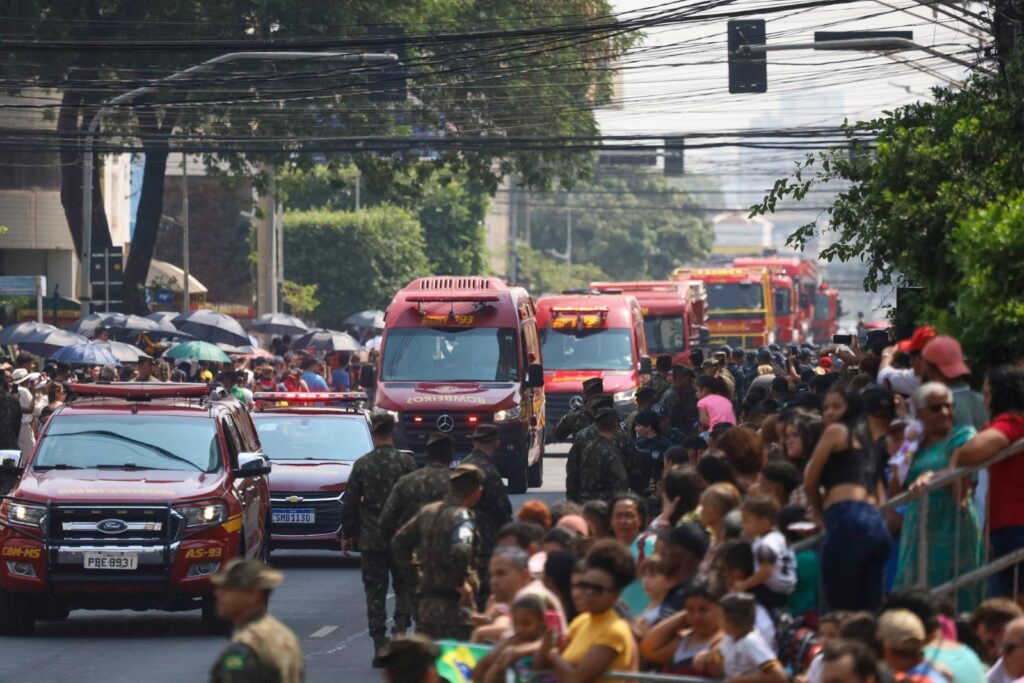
[96, 519, 128, 534]
[436, 414, 455, 432]
[569, 395, 584, 410]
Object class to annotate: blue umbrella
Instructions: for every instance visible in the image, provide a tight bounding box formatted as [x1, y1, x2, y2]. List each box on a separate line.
[50, 343, 121, 366]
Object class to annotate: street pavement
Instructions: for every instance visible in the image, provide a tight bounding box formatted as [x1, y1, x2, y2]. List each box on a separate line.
[1, 450, 569, 683]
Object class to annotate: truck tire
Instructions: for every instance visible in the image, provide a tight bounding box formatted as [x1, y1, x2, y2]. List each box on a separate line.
[527, 452, 543, 489]
[0, 589, 36, 635]
[507, 458, 528, 495]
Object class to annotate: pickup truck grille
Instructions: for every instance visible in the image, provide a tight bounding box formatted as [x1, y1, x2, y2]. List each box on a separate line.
[269, 491, 343, 537]
[47, 504, 177, 544]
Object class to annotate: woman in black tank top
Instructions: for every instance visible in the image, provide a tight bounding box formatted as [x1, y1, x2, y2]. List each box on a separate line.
[804, 385, 891, 612]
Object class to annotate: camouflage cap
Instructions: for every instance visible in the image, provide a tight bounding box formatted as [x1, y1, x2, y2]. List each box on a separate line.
[426, 432, 453, 448]
[471, 423, 500, 443]
[369, 412, 396, 435]
[210, 558, 284, 591]
[450, 462, 484, 485]
[589, 394, 614, 411]
[582, 377, 604, 395]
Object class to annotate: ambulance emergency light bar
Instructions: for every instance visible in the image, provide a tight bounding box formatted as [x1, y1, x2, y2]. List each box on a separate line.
[406, 294, 500, 304]
[69, 382, 211, 400]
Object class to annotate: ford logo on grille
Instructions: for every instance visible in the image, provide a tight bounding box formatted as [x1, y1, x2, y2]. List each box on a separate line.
[436, 414, 455, 433]
[96, 519, 128, 534]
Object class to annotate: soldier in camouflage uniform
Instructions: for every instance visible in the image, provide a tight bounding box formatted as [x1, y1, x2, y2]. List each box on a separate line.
[209, 559, 303, 683]
[340, 413, 416, 664]
[459, 424, 512, 609]
[392, 464, 484, 641]
[623, 386, 657, 438]
[566, 394, 637, 500]
[554, 376, 603, 441]
[642, 355, 673, 402]
[659, 364, 699, 435]
[576, 407, 629, 503]
[379, 433, 454, 540]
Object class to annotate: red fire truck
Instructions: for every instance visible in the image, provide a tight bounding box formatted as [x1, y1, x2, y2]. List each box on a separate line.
[810, 282, 843, 342]
[589, 281, 705, 366]
[374, 277, 545, 494]
[672, 267, 776, 349]
[733, 257, 821, 343]
[535, 292, 651, 442]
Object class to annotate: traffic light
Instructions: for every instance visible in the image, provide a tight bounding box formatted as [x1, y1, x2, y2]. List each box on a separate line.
[728, 19, 767, 93]
[664, 138, 684, 177]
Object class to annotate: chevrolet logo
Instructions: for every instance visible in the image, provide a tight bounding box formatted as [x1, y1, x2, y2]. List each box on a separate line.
[285, 495, 304, 503]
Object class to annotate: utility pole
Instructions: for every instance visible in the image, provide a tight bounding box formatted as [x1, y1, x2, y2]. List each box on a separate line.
[256, 167, 278, 315]
[182, 153, 190, 314]
[508, 184, 518, 283]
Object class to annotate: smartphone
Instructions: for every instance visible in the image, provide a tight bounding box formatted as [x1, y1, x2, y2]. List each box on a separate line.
[833, 334, 853, 345]
[789, 346, 799, 356]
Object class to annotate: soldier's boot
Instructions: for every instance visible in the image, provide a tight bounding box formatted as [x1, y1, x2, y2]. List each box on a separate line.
[371, 636, 388, 668]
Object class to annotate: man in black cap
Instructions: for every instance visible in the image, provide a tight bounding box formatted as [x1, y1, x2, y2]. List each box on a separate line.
[392, 463, 485, 641]
[376, 634, 441, 683]
[554, 376, 603, 441]
[659, 365, 699, 435]
[565, 394, 636, 500]
[576, 407, 629, 503]
[643, 355, 673, 402]
[623, 386, 657, 438]
[341, 413, 416, 665]
[460, 424, 512, 608]
[728, 347, 750, 406]
[656, 522, 710, 620]
[209, 559, 303, 683]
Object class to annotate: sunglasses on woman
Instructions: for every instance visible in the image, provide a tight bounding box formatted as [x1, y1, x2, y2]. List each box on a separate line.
[572, 580, 613, 595]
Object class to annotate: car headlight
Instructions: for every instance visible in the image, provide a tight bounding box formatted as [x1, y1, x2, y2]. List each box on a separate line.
[493, 406, 522, 423]
[173, 501, 227, 529]
[613, 389, 636, 404]
[0, 500, 46, 529]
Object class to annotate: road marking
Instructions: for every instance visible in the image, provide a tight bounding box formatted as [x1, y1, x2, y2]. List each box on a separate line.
[309, 625, 338, 638]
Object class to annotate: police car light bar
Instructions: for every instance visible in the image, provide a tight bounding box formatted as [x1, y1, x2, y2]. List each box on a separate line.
[252, 392, 368, 403]
[69, 382, 211, 400]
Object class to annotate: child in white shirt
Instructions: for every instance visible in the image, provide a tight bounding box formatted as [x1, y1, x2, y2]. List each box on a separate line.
[705, 592, 786, 683]
[735, 497, 796, 610]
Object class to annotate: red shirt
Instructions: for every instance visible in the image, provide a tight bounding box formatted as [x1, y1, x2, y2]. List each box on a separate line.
[986, 413, 1024, 530]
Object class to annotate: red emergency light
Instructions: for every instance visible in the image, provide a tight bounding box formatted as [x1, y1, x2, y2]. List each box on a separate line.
[252, 392, 368, 403]
[406, 294, 500, 304]
[69, 382, 211, 401]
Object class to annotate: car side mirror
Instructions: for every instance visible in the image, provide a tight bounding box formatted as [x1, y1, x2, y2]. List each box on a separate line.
[525, 363, 545, 389]
[233, 452, 271, 478]
[359, 364, 377, 389]
[639, 356, 653, 375]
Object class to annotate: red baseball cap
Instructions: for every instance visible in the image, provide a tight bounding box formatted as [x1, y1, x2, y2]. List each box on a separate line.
[897, 325, 937, 352]
[818, 357, 833, 370]
[922, 335, 970, 379]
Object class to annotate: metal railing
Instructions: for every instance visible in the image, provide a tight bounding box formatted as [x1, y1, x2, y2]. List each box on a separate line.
[794, 436, 1024, 608]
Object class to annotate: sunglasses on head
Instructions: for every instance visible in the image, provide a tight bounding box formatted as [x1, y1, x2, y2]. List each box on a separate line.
[572, 580, 613, 595]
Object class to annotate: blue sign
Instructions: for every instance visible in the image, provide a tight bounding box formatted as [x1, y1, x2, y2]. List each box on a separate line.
[0, 276, 37, 296]
[154, 289, 174, 304]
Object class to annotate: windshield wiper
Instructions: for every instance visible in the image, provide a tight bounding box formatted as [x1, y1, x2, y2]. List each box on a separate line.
[44, 431, 206, 472]
[33, 463, 83, 471]
[94, 463, 171, 471]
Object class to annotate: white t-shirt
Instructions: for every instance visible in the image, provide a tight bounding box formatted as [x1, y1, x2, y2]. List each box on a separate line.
[17, 385, 33, 424]
[988, 658, 1011, 683]
[753, 530, 796, 594]
[755, 604, 776, 647]
[719, 630, 779, 679]
[877, 365, 920, 397]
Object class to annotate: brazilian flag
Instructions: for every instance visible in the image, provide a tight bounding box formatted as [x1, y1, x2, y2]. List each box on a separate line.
[435, 640, 492, 683]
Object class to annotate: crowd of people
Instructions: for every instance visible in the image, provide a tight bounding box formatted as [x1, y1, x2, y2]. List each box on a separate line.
[352, 326, 1024, 683]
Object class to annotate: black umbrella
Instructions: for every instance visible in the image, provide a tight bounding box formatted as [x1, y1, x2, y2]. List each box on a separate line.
[18, 329, 90, 357]
[343, 309, 385, 330]
[145, 311, 192, 337]
[171, 309, 249, 347]
[249, 312, 309, 336]
[0, 321, 58, 346]
[102, 313, 161, 334]
[69, 313, 109, 337]
[291, 328, 363, 354]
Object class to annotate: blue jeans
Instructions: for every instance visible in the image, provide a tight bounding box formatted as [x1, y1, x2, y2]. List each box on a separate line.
[990, 525, 1024, 597]
[822, 501, 891, 613]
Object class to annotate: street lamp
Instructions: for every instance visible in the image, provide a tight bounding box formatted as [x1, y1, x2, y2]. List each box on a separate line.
[79, 50, 397, 316]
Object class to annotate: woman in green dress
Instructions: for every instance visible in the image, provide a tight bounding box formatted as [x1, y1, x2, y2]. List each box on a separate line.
[896, 382, 983, 610]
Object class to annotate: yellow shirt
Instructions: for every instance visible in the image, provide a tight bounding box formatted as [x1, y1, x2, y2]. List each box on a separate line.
[561, 609, 636, 674]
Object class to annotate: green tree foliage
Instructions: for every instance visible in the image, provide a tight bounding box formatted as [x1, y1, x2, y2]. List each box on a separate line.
[3, 1, 635, 311]
[281, 280, 320, 320]
[752, 63, 1024, 368]
[279, 160, 488, 275]
[527, 166, 714, 281]
[517, 247, 607, 295]
[282, 206, 430, 327]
